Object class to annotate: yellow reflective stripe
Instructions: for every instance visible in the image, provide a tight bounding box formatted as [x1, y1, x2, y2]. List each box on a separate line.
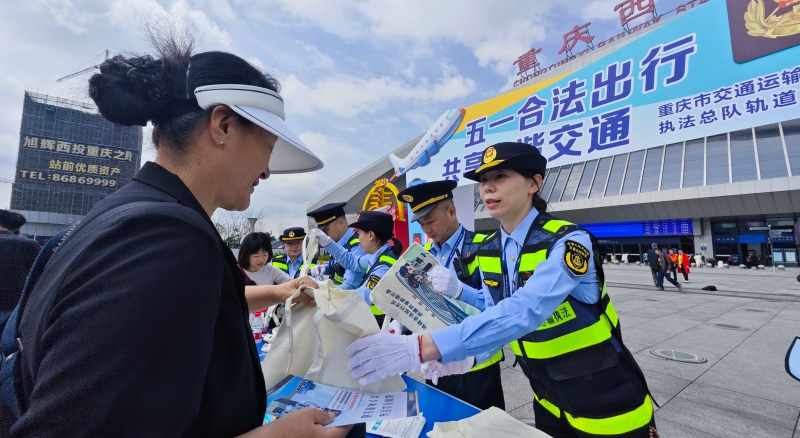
[472, 233, 487, 243]
[536, 302, 576, 330]
[534, 393, 561, 418]
[424, 242, 432, 251]
[518, 250, 546, 271]
[542, 219, 574, 234]
[272, 262, 288, 270]
[565, 395, 653, 435]
[379, 255, 397, 265]
[466, 257, 480, 275]
[469, 349, 503, 372]
[369, 305, 385, 316]
[510, 340, 523, 356]
[515, 315, 613, 359]
[478, 256, 502, 273]
[349, 238, 360, 246]
[605, 298, 619, 328]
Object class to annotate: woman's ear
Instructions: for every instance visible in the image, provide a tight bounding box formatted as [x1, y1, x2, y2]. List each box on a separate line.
[528, 174, 543, 196]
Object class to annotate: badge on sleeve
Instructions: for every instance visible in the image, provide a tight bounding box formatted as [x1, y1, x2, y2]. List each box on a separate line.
[366, 275, 381, 289]
[564, 240, 590, 276]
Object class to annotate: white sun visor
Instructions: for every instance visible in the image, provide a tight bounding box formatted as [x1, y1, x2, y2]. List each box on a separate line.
[194, 84, 323, 174]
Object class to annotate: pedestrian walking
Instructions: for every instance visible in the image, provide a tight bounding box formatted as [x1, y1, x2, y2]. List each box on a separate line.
[646, 243, 659, 288]
[677, 249, 690, 282]
[656, 249, 682, 291]
[668, 249, 679, 282]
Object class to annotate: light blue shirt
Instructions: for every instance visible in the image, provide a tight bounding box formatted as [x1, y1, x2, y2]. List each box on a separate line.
[326, 240, 394, 304]
[285, 256, 303, 278]
[323, 228, 367, 289]
[430, 208, 600, 364]
[428, 225, 486, 310]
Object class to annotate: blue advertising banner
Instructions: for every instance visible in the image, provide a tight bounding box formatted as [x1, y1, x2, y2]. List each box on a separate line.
[403, 0, 800, 185]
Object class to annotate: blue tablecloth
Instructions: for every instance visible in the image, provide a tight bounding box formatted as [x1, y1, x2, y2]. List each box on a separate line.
[255, 340, 481, 437]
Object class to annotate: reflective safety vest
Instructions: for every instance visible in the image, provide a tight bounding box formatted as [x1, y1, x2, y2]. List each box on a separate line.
[425, 231, 503, 372]
[358, 248, 398, 316]
[272, 254, 316, 279]
[424, 230, 487, 291]
[331, 235, 362, 285]
[475, 213, 654, 436]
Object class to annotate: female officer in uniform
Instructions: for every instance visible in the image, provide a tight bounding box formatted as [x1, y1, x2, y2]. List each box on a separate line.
[346, 143, 658, 438]
[314, 211, 402, 327]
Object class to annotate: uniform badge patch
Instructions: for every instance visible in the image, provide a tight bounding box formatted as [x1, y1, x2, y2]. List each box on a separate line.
[366, 275, 381, 289]
[564, 240, 590, 276]
[483, 146, 497, 163]
[401, 194, 414, 203]
[288, 231, 295, 237]
[483, 278, 499, 287]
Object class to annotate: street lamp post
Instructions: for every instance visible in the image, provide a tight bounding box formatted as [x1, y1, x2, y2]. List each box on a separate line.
[247, 218, 257, 235]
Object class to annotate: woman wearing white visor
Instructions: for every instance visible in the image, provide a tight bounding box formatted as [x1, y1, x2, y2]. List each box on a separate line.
[8, 38, 349, 437]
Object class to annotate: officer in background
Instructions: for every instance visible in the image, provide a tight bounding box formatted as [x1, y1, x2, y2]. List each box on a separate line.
[272, 227, 316, 278]
[396, 180, 505, 410]
[307, 203, 367, 289]
[347, 143, 658, 437]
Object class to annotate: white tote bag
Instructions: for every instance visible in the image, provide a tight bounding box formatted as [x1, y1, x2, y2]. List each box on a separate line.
[427, 407, 551, 438]
[261, 231, 406, 392]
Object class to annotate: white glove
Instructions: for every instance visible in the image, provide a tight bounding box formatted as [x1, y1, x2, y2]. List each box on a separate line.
[428, 265, 462, 299]
[309, 265, 326, 278]
[421, 357, 475, 385]
[347, 332, 422, 386]
[314, 229, 333, 247]
[388, 320, 403, 335]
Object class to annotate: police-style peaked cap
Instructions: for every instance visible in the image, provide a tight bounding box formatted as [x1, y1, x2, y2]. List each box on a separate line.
[463, 142, 547, 182]
[307, 202, 347, 229]
[397, 180, 457, 222]
[350, 211, 394, 235]
[280, 227, 306, 242]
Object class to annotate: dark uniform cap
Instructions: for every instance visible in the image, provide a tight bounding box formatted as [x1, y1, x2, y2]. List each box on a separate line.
[307, 202, 347, 229]
[280, 227, 306, 242]
[397, 180, 457, 222]
[462, 142, 547, 182]
[350, 211, 394, 235]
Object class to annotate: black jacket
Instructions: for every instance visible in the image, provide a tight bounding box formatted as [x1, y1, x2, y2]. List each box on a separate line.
[646, 248, 658, 268]
[0, 232, 39, 313]
[13, 162, 265, 437]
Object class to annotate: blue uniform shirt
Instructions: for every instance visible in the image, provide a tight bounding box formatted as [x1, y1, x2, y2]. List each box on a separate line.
[430, 208, 600, 364]
[428, 225, 487, 310]
[323, 228, 367, 289]
[326, 241, 393, 305]
[284, 256, 303, 278]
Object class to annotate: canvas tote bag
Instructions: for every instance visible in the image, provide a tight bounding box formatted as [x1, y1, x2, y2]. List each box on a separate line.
[261, 231, 406, 392]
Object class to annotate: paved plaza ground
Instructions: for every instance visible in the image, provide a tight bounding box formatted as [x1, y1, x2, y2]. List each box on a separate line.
[493, 263, 800, 437]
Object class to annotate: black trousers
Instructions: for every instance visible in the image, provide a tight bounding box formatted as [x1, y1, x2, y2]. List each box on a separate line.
[533, 400, 656, 438]
[425, 361, 505, 410]
[649, 266, 658, 286]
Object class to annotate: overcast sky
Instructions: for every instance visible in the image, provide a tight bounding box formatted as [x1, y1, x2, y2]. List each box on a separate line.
[0, 0, 688, 235]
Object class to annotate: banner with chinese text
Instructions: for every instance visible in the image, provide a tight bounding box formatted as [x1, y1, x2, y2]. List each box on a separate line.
[406, 0, 800, 185]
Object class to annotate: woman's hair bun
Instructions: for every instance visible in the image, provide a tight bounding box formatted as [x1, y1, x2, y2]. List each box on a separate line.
[88, 55, 177, 126]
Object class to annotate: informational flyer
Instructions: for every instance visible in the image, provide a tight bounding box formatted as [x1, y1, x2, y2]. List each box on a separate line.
[367, 414, 426, 438]
[265, 376, 419, 428]
[370, 243, 480, 333]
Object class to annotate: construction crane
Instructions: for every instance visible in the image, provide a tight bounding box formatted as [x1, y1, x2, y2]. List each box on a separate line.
[0, 177, 14, 184]
[57, 50, 109, 82]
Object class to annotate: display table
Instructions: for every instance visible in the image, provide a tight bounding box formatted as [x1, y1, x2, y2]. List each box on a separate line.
[256, 340, 481, 437]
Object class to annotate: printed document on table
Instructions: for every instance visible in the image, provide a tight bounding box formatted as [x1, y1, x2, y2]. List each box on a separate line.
[370, 243, 480, 334]
[265, 375, 419, 428]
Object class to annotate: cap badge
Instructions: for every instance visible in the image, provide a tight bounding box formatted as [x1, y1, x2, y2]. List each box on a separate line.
[484, 147, 497, 163]
[288, 231, 295, 237]
[401, 194, 414, 203]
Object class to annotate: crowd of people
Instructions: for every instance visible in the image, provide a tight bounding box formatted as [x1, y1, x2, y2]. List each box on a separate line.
[0, 37, 665, 438]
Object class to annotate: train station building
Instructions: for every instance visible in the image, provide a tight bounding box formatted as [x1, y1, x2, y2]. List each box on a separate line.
[309, 0, 800, 267]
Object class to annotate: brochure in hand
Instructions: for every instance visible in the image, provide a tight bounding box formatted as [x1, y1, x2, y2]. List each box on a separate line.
[369, 243, 480, 333]
[265, 375, 419, 428]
